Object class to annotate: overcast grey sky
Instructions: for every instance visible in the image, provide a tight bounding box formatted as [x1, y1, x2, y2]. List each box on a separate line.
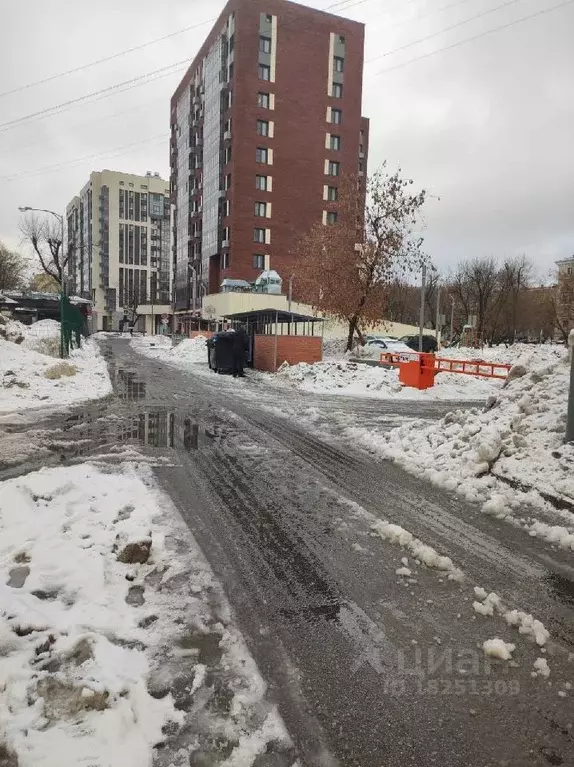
[0, 0, 572, 278]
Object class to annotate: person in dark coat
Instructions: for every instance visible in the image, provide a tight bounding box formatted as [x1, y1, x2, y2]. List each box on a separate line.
[231, 325, 249, 378]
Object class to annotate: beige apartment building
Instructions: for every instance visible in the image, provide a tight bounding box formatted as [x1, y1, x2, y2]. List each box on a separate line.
[66, 169, 172, 333]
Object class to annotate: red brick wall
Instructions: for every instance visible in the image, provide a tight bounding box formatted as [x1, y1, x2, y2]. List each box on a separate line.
[254, 334, 322, 372]
[228, 0, 366, 289]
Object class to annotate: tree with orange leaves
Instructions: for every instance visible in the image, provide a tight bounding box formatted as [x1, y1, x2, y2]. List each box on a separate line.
[296, 164, 427, 350]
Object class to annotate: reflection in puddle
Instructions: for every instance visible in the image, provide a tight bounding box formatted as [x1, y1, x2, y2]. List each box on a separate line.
[117, 369, 146, 400]
[62, 408, 215, 454]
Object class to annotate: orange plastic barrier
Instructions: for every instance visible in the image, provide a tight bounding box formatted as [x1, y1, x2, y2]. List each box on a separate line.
[379, 352, 512, 390]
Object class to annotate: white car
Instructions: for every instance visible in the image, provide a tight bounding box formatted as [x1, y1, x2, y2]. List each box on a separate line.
[365, 337, 414, 354]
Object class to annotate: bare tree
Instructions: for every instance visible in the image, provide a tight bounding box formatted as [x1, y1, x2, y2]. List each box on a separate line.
[296, 166, 427, 350]
[20, 213, 68, 287]
[450, 257, 502, 344]
[0, 242, 27, 291]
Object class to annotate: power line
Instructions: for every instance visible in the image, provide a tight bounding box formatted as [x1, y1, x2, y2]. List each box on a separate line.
[0, 17, 216, 100]
[0, 60, 190, 133]
[1, 134, 169, 181]
[382, 0, 480, 34]
[374, 0, 574, 74]
[0, 0, 370, 101]
[367, 0, 525, 63]
[0, 0, 370, 137]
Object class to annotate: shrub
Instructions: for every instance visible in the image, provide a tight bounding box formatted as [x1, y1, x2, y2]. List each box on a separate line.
[44, 362, 77, 380]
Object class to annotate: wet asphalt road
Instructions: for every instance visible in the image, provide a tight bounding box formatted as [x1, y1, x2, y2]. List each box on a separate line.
[4, 338, 574, 767]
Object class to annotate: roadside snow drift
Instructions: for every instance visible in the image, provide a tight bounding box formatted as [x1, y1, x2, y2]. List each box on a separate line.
[352, 346, 574, 549]
[275, 358, 501, 400]
[0, 463, 288, 766]
[0, 318, 111, 414]
[132, 336, 208, 367]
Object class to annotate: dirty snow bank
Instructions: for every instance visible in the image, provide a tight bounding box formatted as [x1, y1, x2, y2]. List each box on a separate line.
[0, 325, 111, 414]
[132, 335, 209, 367]
[275, 359, 502, 400]
[0, 462, 289, 766]
[351, 348, 574, 549]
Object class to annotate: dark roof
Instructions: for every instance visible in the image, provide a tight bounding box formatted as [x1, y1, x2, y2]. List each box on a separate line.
[225, 308, 323, 323]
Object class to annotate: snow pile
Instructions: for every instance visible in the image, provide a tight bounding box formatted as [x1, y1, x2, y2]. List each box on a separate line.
[533, 658, 551, 678]
[131, 335, 209, 368]
[170, 336, 208, 364]
[472, 588, 550, 647]
[0, 463, 289, 766]
[0, 464, 181, 765]
[483, 638, 515, 660]
[275, 359, 501, 400]
[21, 318, 61, 356]
[0, 335, 111, 414]
[354, 348, 574, 546]
[371, 520, 464, 581]
[0, 315, 28, 343]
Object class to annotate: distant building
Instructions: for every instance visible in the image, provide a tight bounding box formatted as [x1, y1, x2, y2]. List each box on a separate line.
[66, 170, 172, 332]
[556, 255, 574, 278]
[170, 0, 369, 314]
[555, 255, 574, 337]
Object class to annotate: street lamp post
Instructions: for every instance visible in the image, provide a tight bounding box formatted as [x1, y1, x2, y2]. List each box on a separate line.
[19, 206, 66, 357]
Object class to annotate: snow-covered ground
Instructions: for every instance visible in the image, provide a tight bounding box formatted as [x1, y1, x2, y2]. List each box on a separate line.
[0, 318, 112, 415]
[274, 358, 502, 400]
[348, 345, 574, 550]
[274, 344, 564, 401]
[0, 461, 289, 766]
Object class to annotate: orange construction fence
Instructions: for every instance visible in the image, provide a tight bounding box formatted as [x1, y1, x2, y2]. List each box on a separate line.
[380, 352, 512, 390]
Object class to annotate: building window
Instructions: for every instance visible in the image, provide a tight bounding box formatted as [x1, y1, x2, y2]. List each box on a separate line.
[334, 56, 344, 73]
[327, 186, 338, 202]
[256, 175, 268, 191]
[222, 253, 230, 269]
[225, 173, 232, 190]
[332, 82, 343, 98]
[253, 254, 265, 269]
[258, 92, 271, 109]
[330, 135, 341, 150]
[260, 36, 272, 54]
[254, 228, 266, 243]
[327, 160, 340, 176]
[331, 108, 342, 124]
[256, 147, 269, 163]
[326, 211, 338, 225]
[255, 201, 267, 217]
[257, 119, 269, 137]
[259, 64, 271, 81]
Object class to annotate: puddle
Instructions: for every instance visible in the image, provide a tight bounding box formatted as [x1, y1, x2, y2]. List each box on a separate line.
[7, 565, 30, 588]
[117, 369, 146, 400]
[126, 585, 145, 607]
[178, 630, 223, 666]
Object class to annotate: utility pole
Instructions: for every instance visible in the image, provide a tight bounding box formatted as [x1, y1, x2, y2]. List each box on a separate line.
[450, 296, 455, 344]
[435, 282, 441, 345]
[419, 264, 427, 353]
[566, 329, 574, 443]
[288, 274, 295, 313]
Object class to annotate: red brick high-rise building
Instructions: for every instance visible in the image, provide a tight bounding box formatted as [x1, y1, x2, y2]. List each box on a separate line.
[170, 0, 369, 312]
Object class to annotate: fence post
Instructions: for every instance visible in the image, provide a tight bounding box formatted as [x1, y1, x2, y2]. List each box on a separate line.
[566, 329, 574, 443]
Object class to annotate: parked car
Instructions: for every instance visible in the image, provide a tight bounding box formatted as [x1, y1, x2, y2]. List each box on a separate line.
[364, 337, 415, 361]
[400, 334, 438, 353]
